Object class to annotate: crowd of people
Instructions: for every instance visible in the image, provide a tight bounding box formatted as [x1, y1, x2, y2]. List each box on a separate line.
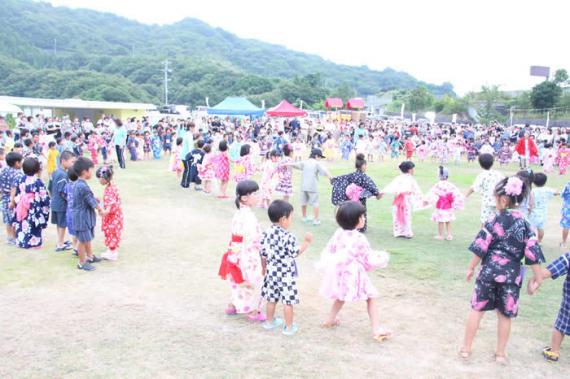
[1, 111, 570, 363]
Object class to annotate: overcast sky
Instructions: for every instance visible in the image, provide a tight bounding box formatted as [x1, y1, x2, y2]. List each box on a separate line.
[47, 0, 567, 95]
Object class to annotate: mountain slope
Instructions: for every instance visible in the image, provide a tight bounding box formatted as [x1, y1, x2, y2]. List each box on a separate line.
[0, 0, 454, 107]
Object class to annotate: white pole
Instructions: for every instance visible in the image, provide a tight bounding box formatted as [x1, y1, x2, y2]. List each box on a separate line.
[400, 103, 405, 119]
[163, 60, 169, 105]
[546, 111, 550, 128]
[510, 107, 514, 126]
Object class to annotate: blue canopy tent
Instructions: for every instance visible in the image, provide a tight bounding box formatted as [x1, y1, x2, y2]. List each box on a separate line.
[207, 97, 265, 117]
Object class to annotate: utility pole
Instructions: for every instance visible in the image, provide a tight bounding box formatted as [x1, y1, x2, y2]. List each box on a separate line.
[162, 60, 171, 105]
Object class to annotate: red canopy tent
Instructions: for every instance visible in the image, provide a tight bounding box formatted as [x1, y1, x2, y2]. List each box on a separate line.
[266, 100, 307, 117]
[346, 98, 365, 109]
[325, 97, 343, 109]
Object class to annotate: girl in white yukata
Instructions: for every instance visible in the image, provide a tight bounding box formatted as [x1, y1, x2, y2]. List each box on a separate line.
[318, 201, 391, 341]
[426, 166, 464, 241]
[380, 161, 424, 238]
[218, 180, 265, 321]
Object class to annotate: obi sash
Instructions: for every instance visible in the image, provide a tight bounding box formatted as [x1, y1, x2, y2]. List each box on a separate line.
[218, 234, 245, 284]
[16, 193, 35, 222]
[345, 183, 364, 202]
[436, 193, 454, 210]
[393, 192, 410, 226]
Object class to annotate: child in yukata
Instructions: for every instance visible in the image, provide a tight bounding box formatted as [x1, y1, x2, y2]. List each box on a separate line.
[561, 180, 570, 249]
[151, 130, 162, 160]
[218, 180, 265, 322]
[426, 166, 464, 241]
[318, 201, 391, 342]
[331, 154, 380, 233]
[0, 152, 23, 245]
[72, 157, 104, 271]
[528, 173, 559, 243]
[198, 144, 216, 194]
[530, 252, 570, 363]
[13, 157, 50, 249]
[233, 144, 256, 184]
[260, 200, 313, 336]
[460, 176, 545, 363]
[466, 153, 504, 226]
[214, 141, 230, 199]
[379, 161, 423, 239]
[275, 144, 294, 202]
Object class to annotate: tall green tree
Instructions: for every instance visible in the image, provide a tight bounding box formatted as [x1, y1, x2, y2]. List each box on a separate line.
[530, 81, 562, 109]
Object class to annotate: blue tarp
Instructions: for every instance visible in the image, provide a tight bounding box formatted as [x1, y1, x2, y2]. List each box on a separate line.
[207, 97, 265, 117]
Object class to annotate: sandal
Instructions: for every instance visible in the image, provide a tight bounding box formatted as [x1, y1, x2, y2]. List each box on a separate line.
[459, 350, 471, 359]
[542, 347, 560, 363]
[224, 305, 237, 315]
[373, 327, 392, 342]
[321, 319, 341, 329]
[247, 312, 266, 322]
[446, 235, 454, 241]
[495, 353, 508, 365]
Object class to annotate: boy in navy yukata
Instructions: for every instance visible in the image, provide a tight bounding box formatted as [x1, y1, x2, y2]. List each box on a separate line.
[0, 152, 23, 245]
[48, 150, 76, 252]
[530, 252, 570, 363]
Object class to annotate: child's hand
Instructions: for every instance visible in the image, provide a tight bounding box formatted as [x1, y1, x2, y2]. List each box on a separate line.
[466, 268, 475, 282]
[527, 278, 541, 295]
[304, 232, 314, 244]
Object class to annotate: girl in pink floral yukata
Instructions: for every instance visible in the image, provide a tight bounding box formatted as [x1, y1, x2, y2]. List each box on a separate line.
[318, 201, 391, 341]
[460, 176, 545, 363]
[218, 180, 265, 321]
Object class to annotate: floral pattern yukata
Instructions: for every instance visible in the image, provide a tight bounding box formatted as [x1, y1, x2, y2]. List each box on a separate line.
[102, 185, 123, 251]
[318, 229, 389, 301]
[214, 152, 230, 182]
[471, 169, 504, 224]
[14, 176, 50, 248]
[275, 157, 293, 196]
[233, 155, 255, 183]
[561, 181, 570, 229]
[426, 180, 464, 223]
[219, 206, 263, 314]
[469, 209, 545, 318]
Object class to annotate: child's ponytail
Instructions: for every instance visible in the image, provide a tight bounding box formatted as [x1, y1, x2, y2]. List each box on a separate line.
[234, 180, 259, 209]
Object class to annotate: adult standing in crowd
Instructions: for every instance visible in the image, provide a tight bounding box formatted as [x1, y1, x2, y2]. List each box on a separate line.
[113, 118, 127, 169]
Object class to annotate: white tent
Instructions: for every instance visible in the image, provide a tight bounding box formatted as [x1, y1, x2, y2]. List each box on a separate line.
[0, 101, 22, 114]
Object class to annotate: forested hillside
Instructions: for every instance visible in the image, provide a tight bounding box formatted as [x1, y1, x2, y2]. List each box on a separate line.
[0, 0, 454, 107]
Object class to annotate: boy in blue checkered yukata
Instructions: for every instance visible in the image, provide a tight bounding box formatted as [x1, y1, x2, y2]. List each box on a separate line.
[260, 200, 313, 336]
[529, 252, 570, 363]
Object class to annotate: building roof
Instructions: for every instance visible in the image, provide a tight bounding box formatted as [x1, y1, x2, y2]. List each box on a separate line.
[0, 96, 156, 111]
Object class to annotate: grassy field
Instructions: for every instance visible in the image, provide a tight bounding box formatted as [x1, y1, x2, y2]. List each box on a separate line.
[0, 156, 568, 378]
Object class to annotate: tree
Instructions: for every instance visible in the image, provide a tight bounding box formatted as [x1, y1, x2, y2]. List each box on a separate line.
[407, 86, 434, 112]
[530, 81, 562, 109]
[477, 85, 505, 124]
[554, 69, 568, 85]
[329, 82, 356, 100]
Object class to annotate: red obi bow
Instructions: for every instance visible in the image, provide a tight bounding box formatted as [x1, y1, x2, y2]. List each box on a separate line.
[218, 234, 245, 284]
[393, 192, 410, 226]
[436, 193, 454, 210]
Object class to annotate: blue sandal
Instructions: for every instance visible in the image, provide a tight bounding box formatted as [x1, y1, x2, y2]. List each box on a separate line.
[282, 323, 299, 336]
[262, 318, 284, 330]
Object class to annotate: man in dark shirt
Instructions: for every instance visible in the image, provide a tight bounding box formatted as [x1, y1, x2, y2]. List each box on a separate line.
[49, 150, 76, 251]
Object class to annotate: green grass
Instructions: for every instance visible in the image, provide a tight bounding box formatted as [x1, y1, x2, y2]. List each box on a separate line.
[0, 156, 567, 341]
